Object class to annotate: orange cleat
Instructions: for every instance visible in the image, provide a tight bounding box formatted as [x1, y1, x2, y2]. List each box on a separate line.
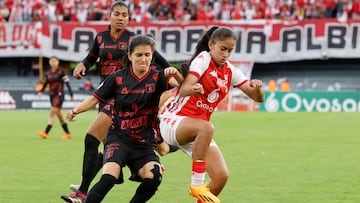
[38, 131, 48, 139]
[61, 133, 72, 139]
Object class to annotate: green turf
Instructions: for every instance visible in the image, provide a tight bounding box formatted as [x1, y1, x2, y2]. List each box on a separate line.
[0, 111, 359, 203]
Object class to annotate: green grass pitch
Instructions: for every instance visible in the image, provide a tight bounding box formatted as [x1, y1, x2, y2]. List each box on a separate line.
[1, 110, 360, 203]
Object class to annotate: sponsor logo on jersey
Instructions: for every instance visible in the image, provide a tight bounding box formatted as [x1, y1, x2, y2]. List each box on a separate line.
[145, 83, 155, 93]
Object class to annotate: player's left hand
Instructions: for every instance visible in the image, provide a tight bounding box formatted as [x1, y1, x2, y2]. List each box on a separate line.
[164, 67, 178, 77]
[249, 79, 263, 88]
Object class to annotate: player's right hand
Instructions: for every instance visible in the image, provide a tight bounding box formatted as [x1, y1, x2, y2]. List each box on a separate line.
[73, 63, 86, 80]
[192, 83, 204, 95]
[66, 109, 77, 121]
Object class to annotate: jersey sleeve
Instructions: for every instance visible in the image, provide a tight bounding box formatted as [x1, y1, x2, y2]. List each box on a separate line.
[156, 69, 170, 92]
[188, 51, 211, 79]
[93, 72, 116, 102]
[229, 63, 248, 87]
[40, 72, 49, 92]
[62, 72, 74, 97]
[153, 51, 171, 69]
[82, 32, 101, 69]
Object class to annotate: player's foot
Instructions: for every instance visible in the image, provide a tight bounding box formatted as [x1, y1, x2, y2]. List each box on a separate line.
[189, 183, 220, 203]
[61, 133, 72, 139]
[60, 190, 86, 203]
[38, 131, 48, 139]
[69, 184, 80, 192]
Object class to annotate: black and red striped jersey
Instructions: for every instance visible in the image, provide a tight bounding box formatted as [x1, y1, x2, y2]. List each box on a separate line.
[93, 66, 170, 146]
[82, 26, 171, 82]
[82, 27, 135, 81]
[41, 68, 73, 97]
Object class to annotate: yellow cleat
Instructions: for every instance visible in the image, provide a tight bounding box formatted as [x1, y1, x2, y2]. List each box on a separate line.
[189, 183, 220, 203]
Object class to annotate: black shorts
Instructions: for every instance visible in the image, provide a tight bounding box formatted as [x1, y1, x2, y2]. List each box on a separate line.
[50, 94, 64, 108]
[99, 98, 114, 118]
[103, 133, 160, 184]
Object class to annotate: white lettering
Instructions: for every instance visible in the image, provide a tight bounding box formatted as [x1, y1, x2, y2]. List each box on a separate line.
[343, 99, 357, 112]
[316, 98, 330, 112]
[282, 93, 301, 112]
[303, 98, 316, 112]
[331, 99, 341, 112]
[278, 93, 360, 112]
[196, 100, 214, 112]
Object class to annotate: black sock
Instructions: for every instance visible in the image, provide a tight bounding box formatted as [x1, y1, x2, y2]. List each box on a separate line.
[91, 152, 104, 179]
[130, 165, 162, 203]
[62, 123, 70, 133]
[45, 124, 52, 134]
[78, 134, 100, 194]
[85, 174, 116, 203]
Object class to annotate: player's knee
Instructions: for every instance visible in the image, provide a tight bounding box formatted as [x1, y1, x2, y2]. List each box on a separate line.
[198, 121, 215, 138]
[85, 133, 100, 151]
[149, 164, 162, 188]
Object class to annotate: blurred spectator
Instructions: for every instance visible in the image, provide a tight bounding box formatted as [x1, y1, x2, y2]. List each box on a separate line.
[8, 0, 23, 22]
[0, 1, 10, 22]
[351, 0, 360, 18]
[267, 78, 277, 92]
[2, 0, 360, 23]
[77, 4, 89, 23]
[80, 77, 95, 91]
[22, 0, 33, 22]
[279, 78, 291, 92]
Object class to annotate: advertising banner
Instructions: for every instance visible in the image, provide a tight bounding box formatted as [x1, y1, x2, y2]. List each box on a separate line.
[259, 91, 360, 112]
[0, 90, 94, 110]
[2, 19, 360, 62]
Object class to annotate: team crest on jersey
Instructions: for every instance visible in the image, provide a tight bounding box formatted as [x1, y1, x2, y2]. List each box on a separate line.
[131, 102, 138, 111]
[97, 36, 102, 43]
[107, 51, 113, 59]
[121, 87, 128, 94]
[116, 76, 123, 85]
[209, 70, 218, 78]
[207, 89, 219, 103]
[145, 83, 155, 93]
[150, 65, 156, 70]
[118, 42, 127, 50]
[152, 73, 159, 81]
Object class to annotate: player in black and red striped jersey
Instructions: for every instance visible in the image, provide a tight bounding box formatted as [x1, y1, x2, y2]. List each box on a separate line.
[38, 56, 74, 139]
[66, 35, 183, 203]
[61, 2, 176, 203]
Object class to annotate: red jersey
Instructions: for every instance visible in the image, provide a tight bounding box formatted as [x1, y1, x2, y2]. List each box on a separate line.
[163, 51, 248, 121]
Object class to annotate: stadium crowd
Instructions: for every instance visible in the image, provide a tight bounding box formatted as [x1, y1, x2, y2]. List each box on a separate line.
[1, 0, 360, 23]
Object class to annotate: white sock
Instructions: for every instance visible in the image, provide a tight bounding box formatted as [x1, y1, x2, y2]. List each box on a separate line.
[191, 171, 205, 187]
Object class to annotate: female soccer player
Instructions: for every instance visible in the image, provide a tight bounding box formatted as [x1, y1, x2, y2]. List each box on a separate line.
[61, 2, 174, 202]
[159, 27, 265, 203]
[66, 35, 183, 203]
[38, 56, 74, 139]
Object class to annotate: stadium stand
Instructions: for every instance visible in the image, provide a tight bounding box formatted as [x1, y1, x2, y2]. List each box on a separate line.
[1, 0, 360, 23]
[252, 58, 360, 91]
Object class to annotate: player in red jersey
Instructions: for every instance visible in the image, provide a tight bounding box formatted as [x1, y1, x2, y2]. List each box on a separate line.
[160, 27, 265, 203]
[38, 56, 74, 139]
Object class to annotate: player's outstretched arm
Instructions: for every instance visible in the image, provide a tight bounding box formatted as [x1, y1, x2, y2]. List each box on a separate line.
[67, 95, 98, 121]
